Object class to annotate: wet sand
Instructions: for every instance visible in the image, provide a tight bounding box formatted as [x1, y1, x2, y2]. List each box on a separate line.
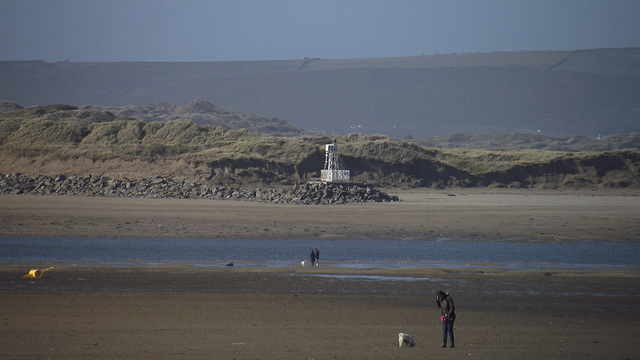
[1, 190, 639, 359]
[2, 265, 639, 360]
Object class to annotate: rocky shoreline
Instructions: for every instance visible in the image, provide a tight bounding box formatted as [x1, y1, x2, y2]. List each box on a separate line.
[0, 173, 398, 204]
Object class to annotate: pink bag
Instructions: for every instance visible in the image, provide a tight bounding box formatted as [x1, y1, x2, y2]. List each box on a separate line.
[440, 316, 446, 322]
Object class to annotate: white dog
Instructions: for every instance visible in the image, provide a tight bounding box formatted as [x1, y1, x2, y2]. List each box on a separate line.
[398, 332, 415, 347]
[301, 260, 308, 267]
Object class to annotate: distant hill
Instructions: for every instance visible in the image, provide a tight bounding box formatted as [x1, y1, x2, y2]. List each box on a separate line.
[1, 48, 639, 138]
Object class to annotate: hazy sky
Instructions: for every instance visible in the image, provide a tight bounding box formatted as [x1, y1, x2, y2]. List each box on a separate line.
[2, 0, 639, 62]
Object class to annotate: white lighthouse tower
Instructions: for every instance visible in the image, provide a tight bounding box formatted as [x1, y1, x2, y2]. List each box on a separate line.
[321, 140, 350, 183]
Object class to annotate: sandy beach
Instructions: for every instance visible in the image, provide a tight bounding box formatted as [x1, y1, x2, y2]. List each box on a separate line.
[1, 189, 639, 359]
[1, 189, 639, 241]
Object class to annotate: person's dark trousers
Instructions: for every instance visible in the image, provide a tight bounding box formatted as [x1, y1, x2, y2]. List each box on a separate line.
[442, 320, 454, 347]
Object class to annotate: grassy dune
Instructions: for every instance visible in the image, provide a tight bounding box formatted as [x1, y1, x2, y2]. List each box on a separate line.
[1, 105, 638, 189]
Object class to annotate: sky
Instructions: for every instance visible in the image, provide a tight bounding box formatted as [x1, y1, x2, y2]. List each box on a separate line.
[1, 0, 639, 62]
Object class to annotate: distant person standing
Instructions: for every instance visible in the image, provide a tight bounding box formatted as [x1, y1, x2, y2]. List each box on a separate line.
[436, 290, 456, 348]
[314, 248, 320, 266]
[310, 249, 316, 266]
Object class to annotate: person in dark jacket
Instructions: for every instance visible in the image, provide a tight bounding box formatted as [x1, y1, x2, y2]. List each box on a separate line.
[436, 290, 456, 348]
[310, 249, 316, 266]
[314, 248, 320, 266]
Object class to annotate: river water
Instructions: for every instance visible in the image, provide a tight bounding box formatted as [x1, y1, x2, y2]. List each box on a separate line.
[1, 237, 638, 270]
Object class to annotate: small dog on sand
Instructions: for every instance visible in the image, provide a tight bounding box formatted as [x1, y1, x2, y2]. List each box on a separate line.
[398, 332, 415, 347]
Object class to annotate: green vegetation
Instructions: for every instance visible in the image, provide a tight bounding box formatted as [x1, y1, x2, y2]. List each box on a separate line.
[86, 100, 307, 137]
[0, 118, 311, 163]
[414, 132, 640, 152]
[432, 148, 601, 175]
[1, 104, 639, 189]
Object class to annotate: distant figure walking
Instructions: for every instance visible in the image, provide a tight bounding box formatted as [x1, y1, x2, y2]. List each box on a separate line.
[314, 248, 320, 266]
[310, 249, 316, 266]
[436, 290, 456, 348]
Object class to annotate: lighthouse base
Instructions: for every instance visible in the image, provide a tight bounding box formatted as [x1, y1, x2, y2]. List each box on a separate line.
[320, 169, 350, 183]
